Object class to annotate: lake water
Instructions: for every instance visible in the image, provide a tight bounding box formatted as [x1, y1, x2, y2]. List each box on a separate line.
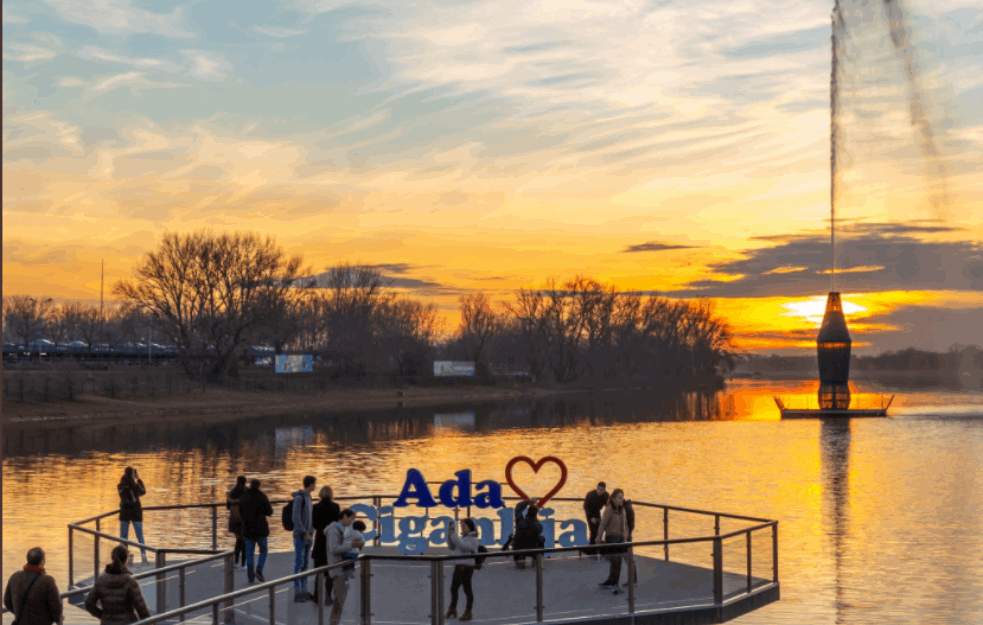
[3, 380, 982, 624]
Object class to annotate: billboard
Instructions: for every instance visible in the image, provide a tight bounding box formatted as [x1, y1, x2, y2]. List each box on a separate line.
[433, 361, 475, 377]
[433, 412, 476, 430]
[275, 354, 314, 373]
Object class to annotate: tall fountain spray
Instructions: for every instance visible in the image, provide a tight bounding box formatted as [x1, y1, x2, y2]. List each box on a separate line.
[817, 2, 853, 410]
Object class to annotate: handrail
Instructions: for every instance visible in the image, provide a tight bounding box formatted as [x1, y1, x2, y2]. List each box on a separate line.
[68, 524, 160, 552]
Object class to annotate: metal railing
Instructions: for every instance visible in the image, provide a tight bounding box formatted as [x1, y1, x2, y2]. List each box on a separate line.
[63, 490, 778, 625]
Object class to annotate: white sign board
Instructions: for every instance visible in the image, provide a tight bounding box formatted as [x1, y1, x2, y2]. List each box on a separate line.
[433, 361, 476, 377]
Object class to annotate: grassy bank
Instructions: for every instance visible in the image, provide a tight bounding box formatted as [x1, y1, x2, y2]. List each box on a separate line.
[0, 383, 577, 427]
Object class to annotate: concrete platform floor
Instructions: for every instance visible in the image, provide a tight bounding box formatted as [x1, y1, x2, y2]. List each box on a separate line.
[68, 547, 775, 625]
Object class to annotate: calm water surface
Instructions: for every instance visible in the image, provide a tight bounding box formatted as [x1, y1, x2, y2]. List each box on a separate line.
[3, 380, 982, 624]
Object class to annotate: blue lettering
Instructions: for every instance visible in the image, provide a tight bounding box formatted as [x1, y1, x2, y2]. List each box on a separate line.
[557, 520, 589, 547]
[378, 506, 395, 543]
[474, 518, 497, 546]
[496, 507, 514, 546]
[539, 507, 555, 551]
[427, 516, 454, 544]
[351, 504, 377, 542]
[397, 516, 429, 554]
[473, 480, 504, 509]
[393, 469, 438, 508]
[438, 470, 473, 508]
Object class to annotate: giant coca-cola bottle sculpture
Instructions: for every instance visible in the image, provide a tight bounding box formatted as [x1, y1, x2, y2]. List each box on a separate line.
[817, 292, 851, 409]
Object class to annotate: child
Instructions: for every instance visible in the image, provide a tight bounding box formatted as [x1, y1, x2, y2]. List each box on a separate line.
[342, 520, 366, 579]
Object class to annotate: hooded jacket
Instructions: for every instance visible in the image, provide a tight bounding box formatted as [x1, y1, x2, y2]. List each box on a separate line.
[226, 485, 245, 531]
[3, 567, 62, 625]
[291, 489, 314, 540]
[598, 502, 629, 540]
[117, 477, 147, 523]
[448, 530, 480, 565]
[326, 522, 358, 572]
[84, 565, 150, 625]
[239, 485, 273, 539]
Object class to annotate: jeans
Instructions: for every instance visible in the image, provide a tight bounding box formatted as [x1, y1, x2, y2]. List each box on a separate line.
[245, 538, 268, 583]
[120, 521, 147, 558]
[293, 538, 311, 595]
[449, 565, 474, 611]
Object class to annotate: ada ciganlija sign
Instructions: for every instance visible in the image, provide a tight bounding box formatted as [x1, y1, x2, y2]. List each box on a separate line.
[347, 456, 590, 554]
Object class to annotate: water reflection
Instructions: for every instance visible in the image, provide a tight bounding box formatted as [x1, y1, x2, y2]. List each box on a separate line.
[2, 388, 743, 458]
[819, 418, 851, 624]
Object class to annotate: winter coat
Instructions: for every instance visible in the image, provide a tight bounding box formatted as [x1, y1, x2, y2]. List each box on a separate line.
[326, 522, 358, 572]
[290, 489, 314, 540]
[448, 530, 480, 565]
[598, 503, 629, 541]
[84, 567, 150, 625]
[583, 490, 609, 522]
[312, 499, 341, 567]
[227, 486, 245, 533]
[117, 477, 146, 523]
[239, 486, 273, 539]
[3, 568, 62, 625]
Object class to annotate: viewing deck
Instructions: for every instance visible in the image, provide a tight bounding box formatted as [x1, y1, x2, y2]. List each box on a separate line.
[9, 492, 780, 625]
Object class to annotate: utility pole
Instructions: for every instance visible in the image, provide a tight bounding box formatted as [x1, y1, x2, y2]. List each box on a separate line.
[100, 259, 105, 320]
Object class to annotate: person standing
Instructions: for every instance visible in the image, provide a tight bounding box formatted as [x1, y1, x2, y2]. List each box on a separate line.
[327, 509, 365, 625]
[512, 499, 544, 570]
[311, 486, 340, 604]
[445, 519, 479, 622]
[583, 482, 609, 557]
[239, 478, 273, 584]
[84, 545, 151, 625]
[3, 547, 63, 625]
[226, 476, 247, 571]
[597, 488, 634, 591]
[117, 467, 148, 563]
[291, 475, 317, 602]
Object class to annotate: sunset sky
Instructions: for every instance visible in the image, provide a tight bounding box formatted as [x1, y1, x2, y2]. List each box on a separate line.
[3, 0, 982, 354]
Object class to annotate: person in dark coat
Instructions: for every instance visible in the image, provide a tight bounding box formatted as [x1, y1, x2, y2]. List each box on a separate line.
[512, 498, 544, 570]
[583, 482, 609, 556]
[239, 478, 273, 584]
[84, 545, 150, 625]
[3, 547, 63, 625]
[226, 476, 247, 570]
[117, 467, 148, 562]
[311, 485, 341, 604]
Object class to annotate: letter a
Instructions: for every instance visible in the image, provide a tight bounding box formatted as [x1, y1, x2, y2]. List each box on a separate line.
[473, 480, 503, 509]
[439, 470, 473, 508]
[393, 469, 438, 508]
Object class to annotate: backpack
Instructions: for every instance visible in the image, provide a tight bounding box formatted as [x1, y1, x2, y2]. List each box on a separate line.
[281, 495, 304, 532]
[473, 544, 489, 570]
[120, 485, 137, 509]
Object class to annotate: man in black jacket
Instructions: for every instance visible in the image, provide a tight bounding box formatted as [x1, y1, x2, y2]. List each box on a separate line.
[583, 482, 609, 556]
[3, 547, 63, 625]
[239, 479, 273, 584]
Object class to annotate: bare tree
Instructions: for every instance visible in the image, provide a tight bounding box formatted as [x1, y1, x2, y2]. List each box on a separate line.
[503, 287, 550, 382]
[3, 295, 54, 347]
[320, 263, 393, 376]
[378, 297, 444, 377]
[457, 293, 500, 366]
[114, 230, 308, 379]
[76, 304, 102, 354]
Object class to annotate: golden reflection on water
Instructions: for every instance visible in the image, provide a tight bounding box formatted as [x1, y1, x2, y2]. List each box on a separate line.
[3, 381, 983, 624]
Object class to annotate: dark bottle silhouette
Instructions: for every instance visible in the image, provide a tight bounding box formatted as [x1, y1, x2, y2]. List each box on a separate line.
[817, 292, 851, 409]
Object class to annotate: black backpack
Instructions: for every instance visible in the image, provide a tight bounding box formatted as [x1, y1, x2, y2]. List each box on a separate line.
[120, 485, 137, 509]
[282, 496, 303, 532]
[474, 544, 489, 570]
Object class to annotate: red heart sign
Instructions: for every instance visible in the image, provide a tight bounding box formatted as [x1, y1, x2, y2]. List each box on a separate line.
[505, 456, 568, 508]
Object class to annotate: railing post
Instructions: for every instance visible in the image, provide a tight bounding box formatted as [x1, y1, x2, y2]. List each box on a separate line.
[772, 523, 779, 583]
[373, 497, 381, 547]
[69, 527, 75, 588]
[317, 572, 325, 625]
[361, 558, 371, 625]
[156, 551, 167, 615]
[714, 514, 720, 536]
[626, 543, 636, 614]
[269, 586, 276, 625]
[179, 568, 186, 623]
[94, 518, 102, 585]
[712, 537, 723, 606]
[535, 553, 544, 622]
[746, 531, 752, 594]
[429, 560, 440, 625]
[663, 508, 669, 561]
[224, 552, 235, 624]
[212, 506, 219, 551]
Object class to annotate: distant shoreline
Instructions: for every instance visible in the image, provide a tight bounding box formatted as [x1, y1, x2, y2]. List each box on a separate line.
[1, 384, 591, 428]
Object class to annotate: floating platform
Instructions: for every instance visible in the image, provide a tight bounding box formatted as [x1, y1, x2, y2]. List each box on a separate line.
[773, 395, 893, 419]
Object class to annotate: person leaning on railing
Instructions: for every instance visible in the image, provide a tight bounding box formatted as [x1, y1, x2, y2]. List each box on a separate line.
[3, 547, 63, 625]
[84, 545, 151, 625]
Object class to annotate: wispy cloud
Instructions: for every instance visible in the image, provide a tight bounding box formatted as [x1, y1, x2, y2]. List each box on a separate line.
[4, 42, 58, 62]
[40, 0, 196, 38]
[623, 241, 699, 253]
[252, 25, 308, 38]
[178, 49, 233, 82]
[77, 46, 182, 72]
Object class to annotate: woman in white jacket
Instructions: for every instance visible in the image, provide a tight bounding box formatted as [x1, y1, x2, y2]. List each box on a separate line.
[446, 518, 480, 621]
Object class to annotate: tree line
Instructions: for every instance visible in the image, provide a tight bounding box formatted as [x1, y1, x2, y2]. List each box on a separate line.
[3, 230, 737, 384]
